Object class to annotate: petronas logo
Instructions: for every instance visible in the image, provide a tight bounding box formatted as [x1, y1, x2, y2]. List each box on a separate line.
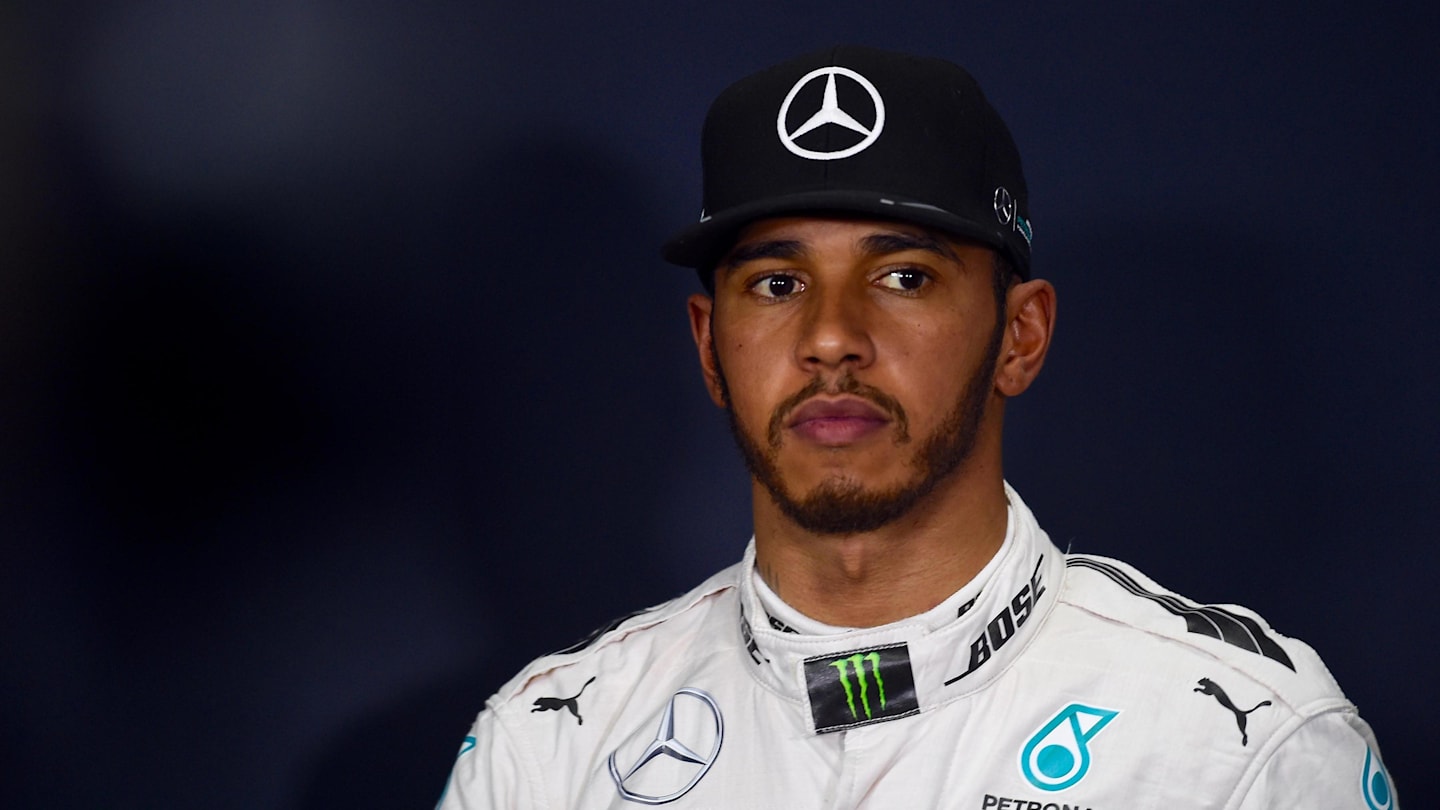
[1362, 746, 1395, 810]
[804, 643, 918, 733]
[1020, 703, 1119, 791]
[830, 652, 886, 720]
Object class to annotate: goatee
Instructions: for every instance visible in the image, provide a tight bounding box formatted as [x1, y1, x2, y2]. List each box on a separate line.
[712, 323, 1003, 535]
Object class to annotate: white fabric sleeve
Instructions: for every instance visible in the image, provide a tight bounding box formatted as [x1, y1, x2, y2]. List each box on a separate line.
[1236, 710, 1397, 810]
[434, 708, 537, 810]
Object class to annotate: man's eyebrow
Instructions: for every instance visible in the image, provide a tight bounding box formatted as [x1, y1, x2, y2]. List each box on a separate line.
[859, 231, 961, 263]
[720, 239, 806, 270]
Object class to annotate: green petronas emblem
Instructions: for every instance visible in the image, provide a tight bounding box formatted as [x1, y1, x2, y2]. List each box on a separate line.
[830, 652, 886, 719]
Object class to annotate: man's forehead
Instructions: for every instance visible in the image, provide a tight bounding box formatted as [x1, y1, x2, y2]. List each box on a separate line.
[723, 215, 982, 265]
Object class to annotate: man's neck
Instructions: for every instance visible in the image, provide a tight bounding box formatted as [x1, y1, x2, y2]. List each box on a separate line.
[751, 467, 1009, 628]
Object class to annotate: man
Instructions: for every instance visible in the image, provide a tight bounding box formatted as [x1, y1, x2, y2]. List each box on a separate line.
[438, 46, 1395, 808]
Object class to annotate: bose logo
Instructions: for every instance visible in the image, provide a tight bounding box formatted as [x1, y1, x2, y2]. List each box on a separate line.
[946, 555, 1046, 685]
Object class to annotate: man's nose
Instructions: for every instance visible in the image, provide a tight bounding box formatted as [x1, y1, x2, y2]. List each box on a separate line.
[795, 285, 875, 372]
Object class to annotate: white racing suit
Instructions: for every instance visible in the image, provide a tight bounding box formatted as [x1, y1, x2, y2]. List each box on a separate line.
[438, 485, 1396, 809]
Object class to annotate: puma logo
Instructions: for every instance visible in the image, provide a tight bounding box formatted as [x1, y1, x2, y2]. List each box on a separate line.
[531, 676, 597, 725]
[1194, 677, 1271, 746]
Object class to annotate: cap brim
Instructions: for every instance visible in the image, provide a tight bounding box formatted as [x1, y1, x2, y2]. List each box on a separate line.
[661, 189, 1023, 274]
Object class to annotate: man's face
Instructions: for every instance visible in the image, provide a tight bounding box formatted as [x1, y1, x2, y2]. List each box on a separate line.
[693, 216, 1008, 535]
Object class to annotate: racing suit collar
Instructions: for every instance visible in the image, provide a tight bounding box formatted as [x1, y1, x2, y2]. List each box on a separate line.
[736, 481, 1066, 734]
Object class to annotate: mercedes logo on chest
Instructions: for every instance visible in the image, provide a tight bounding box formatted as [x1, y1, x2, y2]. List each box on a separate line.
[776, 66, 886, 161]
[608, 687, 724, 805]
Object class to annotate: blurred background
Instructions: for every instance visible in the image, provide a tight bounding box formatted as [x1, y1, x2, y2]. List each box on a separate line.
[3, 1, 1434, 807]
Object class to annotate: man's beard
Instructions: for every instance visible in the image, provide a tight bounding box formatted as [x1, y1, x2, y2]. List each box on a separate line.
[712, 321, 1004, 536]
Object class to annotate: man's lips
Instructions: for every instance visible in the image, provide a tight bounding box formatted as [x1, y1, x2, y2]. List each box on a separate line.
[786, 396, 892, 445]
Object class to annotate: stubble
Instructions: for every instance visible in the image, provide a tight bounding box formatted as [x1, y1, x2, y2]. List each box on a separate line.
[711, 318, 1004, 536]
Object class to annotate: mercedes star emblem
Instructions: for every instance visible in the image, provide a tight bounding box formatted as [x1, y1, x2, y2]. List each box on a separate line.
[608, 687, 724, 805]
[776, 66, 885, 161]
[993, 186, 1016, 225]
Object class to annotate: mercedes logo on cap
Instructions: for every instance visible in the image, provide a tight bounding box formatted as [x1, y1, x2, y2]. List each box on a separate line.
[777, 66, 885, 161]
[608, 687, 724, 805]
[993, 186, 1016, 225]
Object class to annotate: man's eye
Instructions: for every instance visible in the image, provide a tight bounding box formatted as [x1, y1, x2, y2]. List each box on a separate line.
[752, 274, 803, 298]
[877, 269, 929, 292]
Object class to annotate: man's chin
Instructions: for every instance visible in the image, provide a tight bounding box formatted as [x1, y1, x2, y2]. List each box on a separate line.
[768, 478, 925, 536]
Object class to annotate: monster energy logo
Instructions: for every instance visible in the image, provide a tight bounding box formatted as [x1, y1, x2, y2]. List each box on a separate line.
[830, 652, 887, 719]
[804, 642, 919, 733]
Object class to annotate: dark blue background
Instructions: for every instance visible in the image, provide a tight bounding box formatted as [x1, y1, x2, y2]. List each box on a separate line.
[3, 2, 1434, 807]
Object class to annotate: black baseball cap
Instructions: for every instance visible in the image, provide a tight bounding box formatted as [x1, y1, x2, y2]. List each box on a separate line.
[663, 45, 1032, 281]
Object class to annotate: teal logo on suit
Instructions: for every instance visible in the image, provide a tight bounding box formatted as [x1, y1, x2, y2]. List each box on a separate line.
[1020, 703, 1118, 791]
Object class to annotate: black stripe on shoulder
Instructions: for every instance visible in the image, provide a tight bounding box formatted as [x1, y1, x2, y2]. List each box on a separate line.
[1066, 556, 1295, 671]
[550, 607, 654, 656]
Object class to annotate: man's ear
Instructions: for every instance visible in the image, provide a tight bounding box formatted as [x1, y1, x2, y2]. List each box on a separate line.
[996, 279, 1056, 397]
[687, 293, 727, 408]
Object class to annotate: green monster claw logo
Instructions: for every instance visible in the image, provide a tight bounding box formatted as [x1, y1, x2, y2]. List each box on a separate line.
[804, 641, 918, 733]
[830, 652, 887, 720]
